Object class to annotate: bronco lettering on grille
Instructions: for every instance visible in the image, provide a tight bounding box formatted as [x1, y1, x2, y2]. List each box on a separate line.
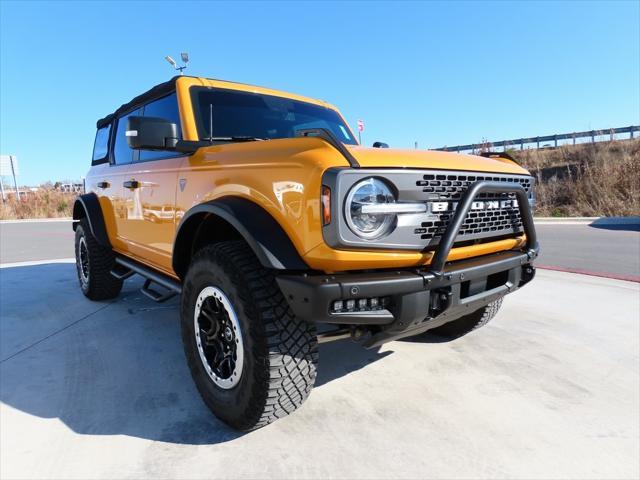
[431, 199, 519, 213]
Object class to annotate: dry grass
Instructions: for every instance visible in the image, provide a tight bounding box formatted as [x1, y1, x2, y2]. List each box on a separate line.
[510, 139, 640, 217]
[0, 189, 76, 220]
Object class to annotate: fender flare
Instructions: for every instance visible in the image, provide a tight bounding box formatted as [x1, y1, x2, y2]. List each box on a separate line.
[173, 197, 309, 276]
[72, 193, 111, 247]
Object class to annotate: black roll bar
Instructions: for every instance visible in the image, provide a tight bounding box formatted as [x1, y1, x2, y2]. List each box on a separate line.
[429, 181, 538, 275]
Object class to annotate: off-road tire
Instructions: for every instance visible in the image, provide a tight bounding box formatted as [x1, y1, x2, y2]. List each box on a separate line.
[181, 240, 318, 431]
[74, 219, 123, 300]
[428, 298, 503, 340]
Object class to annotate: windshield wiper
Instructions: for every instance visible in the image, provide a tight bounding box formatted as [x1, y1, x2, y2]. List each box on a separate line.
[205, 136, 267, 143]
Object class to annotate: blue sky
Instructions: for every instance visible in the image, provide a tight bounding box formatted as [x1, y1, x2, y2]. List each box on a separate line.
[1, 0, 638, 185]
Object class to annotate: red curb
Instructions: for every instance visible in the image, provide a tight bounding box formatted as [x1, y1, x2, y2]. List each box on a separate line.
[536, 265, 640, 283]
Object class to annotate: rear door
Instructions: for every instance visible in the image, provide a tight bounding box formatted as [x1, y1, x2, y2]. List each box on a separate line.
[103, 108, 142, 252]
[118, 93, 185, 274]
[85, 120, 134, 252]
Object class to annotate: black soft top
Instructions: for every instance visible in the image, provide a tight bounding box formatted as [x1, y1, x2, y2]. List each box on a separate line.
[96, 76, 181, 128]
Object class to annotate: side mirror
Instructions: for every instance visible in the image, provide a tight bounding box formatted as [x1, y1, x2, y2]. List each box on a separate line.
[373, 141, 389, 148]
[126, 116, 178, 150]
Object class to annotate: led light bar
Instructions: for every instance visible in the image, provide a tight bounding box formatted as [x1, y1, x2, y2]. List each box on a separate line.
[331, 297, 389, 313]
[360, 203, 427, 214]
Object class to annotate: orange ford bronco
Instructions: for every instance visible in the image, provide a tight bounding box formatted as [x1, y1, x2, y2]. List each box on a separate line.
[73, 75, 538, 430]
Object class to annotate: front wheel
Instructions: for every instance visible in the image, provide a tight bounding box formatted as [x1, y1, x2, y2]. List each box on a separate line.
[428, 298, 503, 340]
[180, 241, 318, 431]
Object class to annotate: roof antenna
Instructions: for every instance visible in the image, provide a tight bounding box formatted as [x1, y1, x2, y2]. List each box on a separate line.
[164, 52, 189, 75]
[209, 103, 213, 142]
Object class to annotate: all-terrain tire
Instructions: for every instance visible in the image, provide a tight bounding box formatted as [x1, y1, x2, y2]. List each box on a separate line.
[428, 298, 503, 340]
[180, 240, 318, 431]
[74, 219, 123, 300]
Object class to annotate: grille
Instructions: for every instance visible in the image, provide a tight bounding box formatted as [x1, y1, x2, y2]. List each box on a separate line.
[417, 173, 532, 200]
[414, 171, 533, 246]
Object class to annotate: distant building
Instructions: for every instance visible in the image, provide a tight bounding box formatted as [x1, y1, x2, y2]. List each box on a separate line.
[59, 183, 84, 193]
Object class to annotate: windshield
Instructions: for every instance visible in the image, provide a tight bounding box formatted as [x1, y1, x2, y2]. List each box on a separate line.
[191, 87, 357, 145]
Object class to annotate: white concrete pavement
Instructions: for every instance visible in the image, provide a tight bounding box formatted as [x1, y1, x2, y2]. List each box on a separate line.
[1, 262, 638, 479]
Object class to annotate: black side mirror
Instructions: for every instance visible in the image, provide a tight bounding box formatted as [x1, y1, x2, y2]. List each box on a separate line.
[373, 141, 389, 148]
[126, 116, 178, 150]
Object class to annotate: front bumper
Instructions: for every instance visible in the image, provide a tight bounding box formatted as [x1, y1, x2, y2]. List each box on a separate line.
[277, 180, 539, 348]
[277, 249, 537, 348]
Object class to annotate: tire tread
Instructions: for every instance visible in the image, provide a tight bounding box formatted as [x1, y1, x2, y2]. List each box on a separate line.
[75, 219, 122, 300]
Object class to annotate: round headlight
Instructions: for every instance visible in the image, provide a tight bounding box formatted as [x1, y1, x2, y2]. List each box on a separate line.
[345, 178, 396, 239]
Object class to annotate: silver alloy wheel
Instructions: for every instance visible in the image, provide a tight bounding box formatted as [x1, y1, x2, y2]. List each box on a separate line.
[78, 236, 89, 285]
[194, 286, 244, 389]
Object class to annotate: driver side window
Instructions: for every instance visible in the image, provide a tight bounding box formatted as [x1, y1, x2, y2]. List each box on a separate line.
[139, 93, 182, 162]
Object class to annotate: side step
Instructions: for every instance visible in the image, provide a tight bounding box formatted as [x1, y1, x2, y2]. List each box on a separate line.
[111, 256, 182, 303]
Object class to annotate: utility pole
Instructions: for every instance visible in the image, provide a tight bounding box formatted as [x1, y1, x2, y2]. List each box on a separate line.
[10, 156, 20, 197]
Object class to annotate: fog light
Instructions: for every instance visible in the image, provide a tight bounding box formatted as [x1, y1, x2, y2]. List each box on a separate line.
[331, 296, 389, 313]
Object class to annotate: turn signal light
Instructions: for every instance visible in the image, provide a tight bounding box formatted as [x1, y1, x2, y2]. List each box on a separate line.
[321, 185, 331, 225]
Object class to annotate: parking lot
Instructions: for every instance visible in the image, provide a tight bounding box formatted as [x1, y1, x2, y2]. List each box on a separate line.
[1, 221, 639, 479]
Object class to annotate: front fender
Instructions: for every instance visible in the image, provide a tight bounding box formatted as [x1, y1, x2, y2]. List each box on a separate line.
[173, 197, 309, 277]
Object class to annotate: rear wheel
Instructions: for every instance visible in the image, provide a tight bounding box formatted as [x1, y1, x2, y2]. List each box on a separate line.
[74, 219, 123, 300]
[181, 241, 318, 431]
[428, 298, 503, 340]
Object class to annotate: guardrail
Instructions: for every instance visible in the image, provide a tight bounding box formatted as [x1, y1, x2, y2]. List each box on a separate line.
[434, 125, 639, 153]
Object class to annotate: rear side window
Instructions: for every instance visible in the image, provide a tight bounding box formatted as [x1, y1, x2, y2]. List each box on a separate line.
[139, 93, 182, 162]
[113, 109, 141, 165]
[92, 125, 111, 162]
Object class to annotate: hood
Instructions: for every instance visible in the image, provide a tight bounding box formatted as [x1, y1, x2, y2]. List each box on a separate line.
[345, 146, 530, 175]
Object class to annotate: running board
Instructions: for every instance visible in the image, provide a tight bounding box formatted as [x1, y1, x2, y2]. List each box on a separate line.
[112, 256, 182, 303]
[140, 278, 177, 303]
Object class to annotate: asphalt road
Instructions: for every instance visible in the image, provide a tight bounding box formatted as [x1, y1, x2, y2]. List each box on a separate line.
[535, 223, 640, 278]
[0, 220, 74, 264]
[1, 264, 638, 479]
[1, 219, 639, 279]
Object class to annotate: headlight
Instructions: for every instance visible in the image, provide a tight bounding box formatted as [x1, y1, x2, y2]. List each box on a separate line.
[345, 178, 396, 239]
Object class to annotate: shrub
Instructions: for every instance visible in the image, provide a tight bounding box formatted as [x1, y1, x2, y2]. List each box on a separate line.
[511, 139, 639, 217]
[0, 189, 77, 220]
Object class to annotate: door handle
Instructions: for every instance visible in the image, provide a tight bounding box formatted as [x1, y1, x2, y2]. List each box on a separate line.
[97, 181, 110, 189]
[123, 180, 140, 189]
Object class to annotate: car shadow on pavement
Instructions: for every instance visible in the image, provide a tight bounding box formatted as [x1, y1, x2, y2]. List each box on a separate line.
[316, 340, 391, 387]
[588, 218, 640, 232]
[397, 332, 455, 344]
[0, 263, 390, 445]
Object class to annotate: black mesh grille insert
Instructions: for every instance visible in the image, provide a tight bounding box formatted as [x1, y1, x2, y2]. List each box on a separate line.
[414, 172, 532, 245]
[417, 173, 532, 200]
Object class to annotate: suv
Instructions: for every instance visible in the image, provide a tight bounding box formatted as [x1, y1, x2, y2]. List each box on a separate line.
[73, 75, 538, 431]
